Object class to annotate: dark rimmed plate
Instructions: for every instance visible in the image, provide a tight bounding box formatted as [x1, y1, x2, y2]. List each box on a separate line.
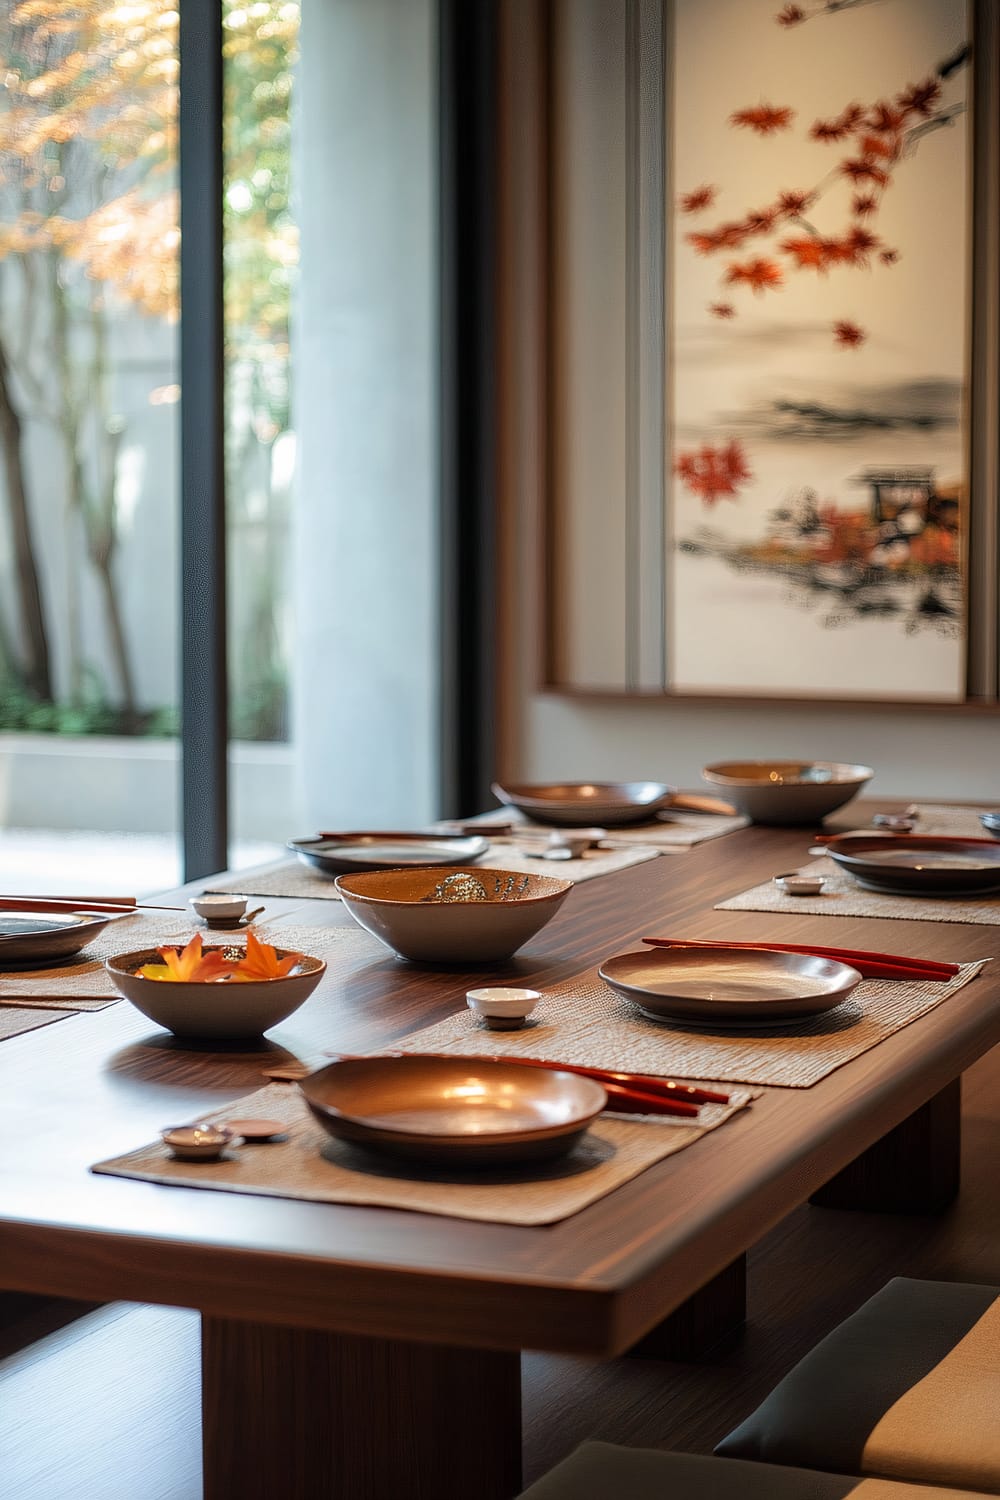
[599, 947, 861, 1026]
[300, 1055, 606, 1165]
[491, 780, 677, 827]
[0, 910, 116, 967]
[288, 833, 490, 876]
[825, 835, 1000, 896]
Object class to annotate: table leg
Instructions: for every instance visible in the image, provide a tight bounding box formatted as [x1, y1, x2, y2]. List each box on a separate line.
[201, 1318, 522, 1500]
[810, 1079, 961, 1214]
[626, 1254, 747, 1360]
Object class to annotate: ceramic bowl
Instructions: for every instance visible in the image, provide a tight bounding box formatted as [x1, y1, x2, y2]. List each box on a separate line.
[334, 866, 572, 963]
[701, 761, 873, 825]
[105, 945, 326, 1038]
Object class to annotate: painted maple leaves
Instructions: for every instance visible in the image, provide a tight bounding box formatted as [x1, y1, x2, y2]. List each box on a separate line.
[675, 440, 753, 507]
[678, 66, 953, 348]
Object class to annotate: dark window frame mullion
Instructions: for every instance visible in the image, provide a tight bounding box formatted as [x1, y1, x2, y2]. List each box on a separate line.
[438, 0, 499, 819]
[178, 5, 228, 880]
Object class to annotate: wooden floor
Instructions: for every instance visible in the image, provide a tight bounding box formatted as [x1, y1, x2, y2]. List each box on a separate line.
[5, 1044, 1000, 1499]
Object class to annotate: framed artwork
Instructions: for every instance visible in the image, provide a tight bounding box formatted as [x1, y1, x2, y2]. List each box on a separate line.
[538, 0, 997, 704]
[669, 0, 971, 699]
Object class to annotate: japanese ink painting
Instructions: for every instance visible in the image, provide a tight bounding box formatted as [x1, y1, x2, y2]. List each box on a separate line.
[669, 0, 970, 698]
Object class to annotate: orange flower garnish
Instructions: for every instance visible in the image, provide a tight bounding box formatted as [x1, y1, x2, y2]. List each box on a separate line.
[228, 929, 302, 982]
[137, 933, 233, 983]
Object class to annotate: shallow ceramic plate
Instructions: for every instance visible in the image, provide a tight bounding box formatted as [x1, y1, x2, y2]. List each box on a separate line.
[826, 834, 1000, 896]
[0, 910, 116, 967]
[289, 833, 490, 876]
[491, 781, 676, 827]
[599, 947, 861, 1026]
[300, 1055, 606, 1165]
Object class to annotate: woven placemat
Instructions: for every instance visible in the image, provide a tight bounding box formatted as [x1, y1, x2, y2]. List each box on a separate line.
[914, 805, 997, 837]
[454, 809, 749, 852]
[394, 961, 986, 1089]
[208, 843, 659, 901]
[91, 1078, 753, 1227]
[0, 918, 381, 1011]
[0, 1005, 72, 1041]
[717, 856, 1000, 927]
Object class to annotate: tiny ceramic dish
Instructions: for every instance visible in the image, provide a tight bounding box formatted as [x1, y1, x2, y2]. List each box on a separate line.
[189, 893, 248, 923]
[773, 872, 827, 896]
[466, 986, 541, 1030]
[161, 1125, 232, 1161]
[980, 811, 1000, 838]
[871, 814, 916, 833]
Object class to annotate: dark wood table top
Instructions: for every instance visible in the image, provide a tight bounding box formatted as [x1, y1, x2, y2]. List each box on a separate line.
[2, 804, 1000, 1357]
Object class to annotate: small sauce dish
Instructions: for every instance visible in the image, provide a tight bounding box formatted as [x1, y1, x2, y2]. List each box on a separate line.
[160, 1124, 232, 1161]
[189, 893, 249, 923]
[871, 814, 916, 833]
[773, 872, 827, 896]
[466, 986, 541, 1030]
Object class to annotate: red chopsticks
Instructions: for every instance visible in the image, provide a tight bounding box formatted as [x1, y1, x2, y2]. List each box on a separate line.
[0, 895, 185, 915]
[641, 936, 959, 982]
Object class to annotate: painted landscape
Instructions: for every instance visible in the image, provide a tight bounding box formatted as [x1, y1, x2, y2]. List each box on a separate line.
[669, 0, 970, 698]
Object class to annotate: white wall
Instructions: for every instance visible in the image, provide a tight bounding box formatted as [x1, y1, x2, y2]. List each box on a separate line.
[292, 0, 439, 830]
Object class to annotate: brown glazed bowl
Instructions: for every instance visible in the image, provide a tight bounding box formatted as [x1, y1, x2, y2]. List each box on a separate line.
[701, 761, 873, 825]
[333, 866, 573, 963]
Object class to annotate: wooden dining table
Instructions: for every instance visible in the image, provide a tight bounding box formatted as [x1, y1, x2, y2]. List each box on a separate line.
[2, 807, 1000, 1500]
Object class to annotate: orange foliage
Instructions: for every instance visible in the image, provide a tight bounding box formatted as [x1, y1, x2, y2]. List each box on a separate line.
[833, 320, 866, 348]
[724, 257, 783, 294]
[730, 103, 795, 135]
[675, 439, 752, 507]
[679, 184, 717, 213]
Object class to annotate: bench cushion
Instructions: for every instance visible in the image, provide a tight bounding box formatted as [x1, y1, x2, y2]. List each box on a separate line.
[717, 1277, 1000, 1493]
[517, 1442, 997, 1499]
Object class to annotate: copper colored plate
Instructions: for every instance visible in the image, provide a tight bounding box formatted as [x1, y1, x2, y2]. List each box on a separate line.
[300, 1056, 606, 1165]
[826, 835, 1000, 896]
[491, 780, 676, 827]
[0, 909, 116, 967]
[599, 947, 861, 1026]
[288, 833, 490, 875]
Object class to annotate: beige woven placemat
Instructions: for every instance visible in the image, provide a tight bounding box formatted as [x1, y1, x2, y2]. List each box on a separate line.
[0, 1005, 72, 1041]
[914, 805, 997, 837]
[394, 961, 986, 1089]
[0, 918, 381, 1011]
[91, 1079, 753, 1227]
[717, 855, 1000, 927]
[208, 844, 658, 901]
[455, 809, 749, 853]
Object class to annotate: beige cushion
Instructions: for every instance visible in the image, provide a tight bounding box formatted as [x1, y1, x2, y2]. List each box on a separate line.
[717, 1277, 1000, 1493]
[517, 1443, 997, 1499]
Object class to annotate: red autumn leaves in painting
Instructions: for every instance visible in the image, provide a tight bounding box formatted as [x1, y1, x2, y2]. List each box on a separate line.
[677, 68, 951, 360]
[673, 15, 962, 510]
[674, 440, 753, 507]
